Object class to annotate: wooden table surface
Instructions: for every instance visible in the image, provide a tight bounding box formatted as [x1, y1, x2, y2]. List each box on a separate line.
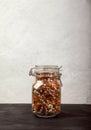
[0, 104, 91, 130]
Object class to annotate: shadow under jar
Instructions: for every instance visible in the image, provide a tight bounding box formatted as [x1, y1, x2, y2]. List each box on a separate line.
[29, 65, 62, 118]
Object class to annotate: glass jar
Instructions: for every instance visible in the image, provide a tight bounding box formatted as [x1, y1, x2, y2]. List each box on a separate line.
[29, 65, 62, 118]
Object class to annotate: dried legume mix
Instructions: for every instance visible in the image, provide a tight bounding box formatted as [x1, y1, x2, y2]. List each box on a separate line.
[32, 72, 61, 117]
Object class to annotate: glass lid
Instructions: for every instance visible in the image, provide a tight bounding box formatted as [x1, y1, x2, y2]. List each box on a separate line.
[29, 65, 62, 76]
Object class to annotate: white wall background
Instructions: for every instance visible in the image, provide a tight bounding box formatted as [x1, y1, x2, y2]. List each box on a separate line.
[0, 0, 91, 104]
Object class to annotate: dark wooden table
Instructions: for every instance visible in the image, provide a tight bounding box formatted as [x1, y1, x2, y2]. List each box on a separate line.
[0, 104, 91, 130]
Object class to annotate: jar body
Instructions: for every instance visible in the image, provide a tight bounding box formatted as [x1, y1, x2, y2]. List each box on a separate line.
[32, 72, 61, 118]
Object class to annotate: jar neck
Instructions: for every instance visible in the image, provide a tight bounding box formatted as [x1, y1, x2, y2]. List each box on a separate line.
[35, 72, 59, 80]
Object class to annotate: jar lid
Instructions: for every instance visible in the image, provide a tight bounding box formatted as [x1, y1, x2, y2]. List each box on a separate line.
[35, 65, 59, 69]
[29, 65, 62, 76]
